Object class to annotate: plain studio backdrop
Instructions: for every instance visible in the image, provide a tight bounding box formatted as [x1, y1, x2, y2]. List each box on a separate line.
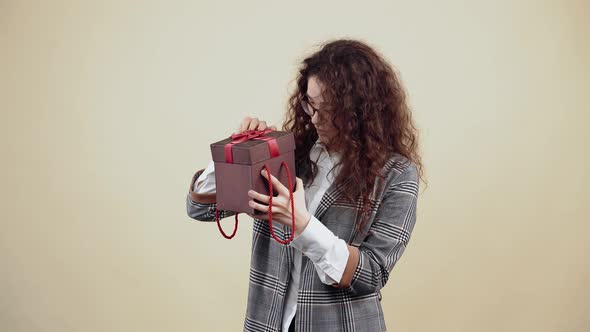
[1, 1, 588, 331]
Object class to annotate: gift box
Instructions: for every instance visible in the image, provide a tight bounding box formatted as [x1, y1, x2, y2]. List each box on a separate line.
[210, 129, 296, 215]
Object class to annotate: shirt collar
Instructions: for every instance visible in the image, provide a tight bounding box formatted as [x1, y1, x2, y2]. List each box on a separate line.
[311, 138, 341, 162]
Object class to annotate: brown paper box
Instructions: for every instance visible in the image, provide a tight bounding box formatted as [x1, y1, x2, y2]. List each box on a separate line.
[210, 131, 296, 215]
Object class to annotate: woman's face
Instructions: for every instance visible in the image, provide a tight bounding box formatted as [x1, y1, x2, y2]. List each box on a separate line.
[306, 76, 334, 142]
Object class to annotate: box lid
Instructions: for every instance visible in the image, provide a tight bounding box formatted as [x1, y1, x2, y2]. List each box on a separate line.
[210, 130, 295, 165]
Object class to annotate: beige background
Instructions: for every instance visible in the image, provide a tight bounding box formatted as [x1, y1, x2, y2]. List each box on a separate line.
[1, 0, 588, 331]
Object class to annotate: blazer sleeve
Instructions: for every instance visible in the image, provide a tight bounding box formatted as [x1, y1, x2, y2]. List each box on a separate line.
[344, 162, 419, 297]
[185, 168, 236, 222]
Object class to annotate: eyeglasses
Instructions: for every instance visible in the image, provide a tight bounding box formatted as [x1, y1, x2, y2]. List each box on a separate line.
[300, 95, 320, 117]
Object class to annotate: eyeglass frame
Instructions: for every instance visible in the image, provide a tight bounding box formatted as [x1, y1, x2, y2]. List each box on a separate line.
[300, 95, 321, 117]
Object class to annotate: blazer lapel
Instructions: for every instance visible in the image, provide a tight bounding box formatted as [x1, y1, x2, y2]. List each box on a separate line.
[312, 178, 347, 221]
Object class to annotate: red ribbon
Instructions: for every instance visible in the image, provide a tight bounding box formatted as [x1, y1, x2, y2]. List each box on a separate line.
[224, 129, 280, 163]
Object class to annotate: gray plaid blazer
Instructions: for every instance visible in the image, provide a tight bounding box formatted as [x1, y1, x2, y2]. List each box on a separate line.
[186, 153, 419, 331]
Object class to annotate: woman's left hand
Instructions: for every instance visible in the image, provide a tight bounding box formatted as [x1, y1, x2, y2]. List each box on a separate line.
[247, 169, 311, 235]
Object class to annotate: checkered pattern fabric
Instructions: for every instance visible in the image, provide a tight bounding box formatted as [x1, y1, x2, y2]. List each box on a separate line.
[186, 153, 419, 331]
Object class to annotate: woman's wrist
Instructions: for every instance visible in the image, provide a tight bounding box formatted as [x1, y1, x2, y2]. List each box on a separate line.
[294, 210, 312, 236]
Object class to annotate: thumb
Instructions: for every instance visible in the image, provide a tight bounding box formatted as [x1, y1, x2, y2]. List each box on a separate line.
[295, 177, 303, 190]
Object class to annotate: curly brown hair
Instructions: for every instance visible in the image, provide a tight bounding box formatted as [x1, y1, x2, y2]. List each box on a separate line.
[282, 38, 424, 233]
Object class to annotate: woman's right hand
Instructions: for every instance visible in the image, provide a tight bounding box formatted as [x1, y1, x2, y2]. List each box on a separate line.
[233, 116, 277, 134]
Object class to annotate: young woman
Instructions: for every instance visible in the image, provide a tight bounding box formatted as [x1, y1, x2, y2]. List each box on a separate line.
[186, 39, 423, 332]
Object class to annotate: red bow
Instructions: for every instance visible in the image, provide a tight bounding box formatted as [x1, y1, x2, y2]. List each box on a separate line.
[224, 128, 279, 163]
[230, 128, 273, 143]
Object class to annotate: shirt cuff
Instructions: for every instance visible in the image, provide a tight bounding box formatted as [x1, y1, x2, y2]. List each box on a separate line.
[194, 160, 216, 194]
[290, 216, 350, 283]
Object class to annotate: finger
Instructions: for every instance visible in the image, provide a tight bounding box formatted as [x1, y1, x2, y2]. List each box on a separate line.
[248, 190, 270, 204]
[260, 169, 289, 197]
[248, 199, 270, 213]
[295, 177, 303, 191]
[249, 213, 269, 220]
[258, 121, 267, 130]
[239, 116, 252, 133]
[270, 125, 277, 130]
[248, 118, 260, 131]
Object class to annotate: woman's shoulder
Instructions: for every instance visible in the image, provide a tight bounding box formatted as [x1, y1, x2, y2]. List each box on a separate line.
[382, 152, 419, 183]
